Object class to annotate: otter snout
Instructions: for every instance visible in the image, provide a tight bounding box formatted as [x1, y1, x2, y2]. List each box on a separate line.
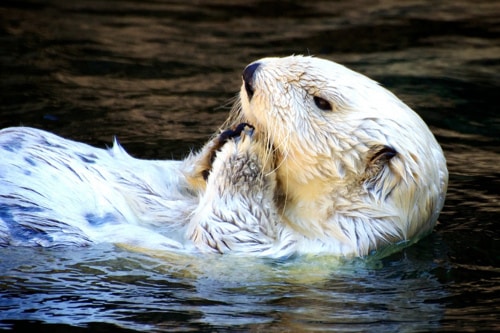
[242, 62, 260, 99]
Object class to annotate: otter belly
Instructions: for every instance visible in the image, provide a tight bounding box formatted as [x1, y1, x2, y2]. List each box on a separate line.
[0, 127, 194, 249]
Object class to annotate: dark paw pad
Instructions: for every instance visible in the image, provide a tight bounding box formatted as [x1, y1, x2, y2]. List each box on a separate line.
[218, 123, 254, 144]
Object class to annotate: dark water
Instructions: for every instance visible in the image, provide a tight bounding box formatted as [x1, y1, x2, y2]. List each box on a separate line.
[0, 0, 499, 332]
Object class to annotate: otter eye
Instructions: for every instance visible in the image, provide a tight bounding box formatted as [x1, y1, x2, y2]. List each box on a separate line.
[313, 96, 332, 111]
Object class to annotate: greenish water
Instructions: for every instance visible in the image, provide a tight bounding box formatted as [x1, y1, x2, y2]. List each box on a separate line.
[0, 0, 499, 331]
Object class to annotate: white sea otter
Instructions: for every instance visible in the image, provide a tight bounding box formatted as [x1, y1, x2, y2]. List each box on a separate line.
[0, 56, 448, 258]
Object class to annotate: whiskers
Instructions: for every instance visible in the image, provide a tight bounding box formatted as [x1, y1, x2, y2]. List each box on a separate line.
[260, 114, 294, 219]
[219, 96, 245, 132]
[223, 97, 295, 220]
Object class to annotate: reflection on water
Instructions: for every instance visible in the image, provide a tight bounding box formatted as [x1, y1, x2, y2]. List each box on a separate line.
[0, 0, 499, 331]
[0, 242, 448, 332]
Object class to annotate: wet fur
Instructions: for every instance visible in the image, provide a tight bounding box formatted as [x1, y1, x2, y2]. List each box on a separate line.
[0, 56, 448, 258]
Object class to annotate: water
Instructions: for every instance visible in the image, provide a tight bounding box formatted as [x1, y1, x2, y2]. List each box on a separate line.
[0, 0, 499, 331]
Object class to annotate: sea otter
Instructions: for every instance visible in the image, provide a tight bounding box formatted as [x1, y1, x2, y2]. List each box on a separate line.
[0, 56, 448, 258]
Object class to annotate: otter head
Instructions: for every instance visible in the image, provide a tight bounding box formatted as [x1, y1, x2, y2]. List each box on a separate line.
[236, 55, 448, 254]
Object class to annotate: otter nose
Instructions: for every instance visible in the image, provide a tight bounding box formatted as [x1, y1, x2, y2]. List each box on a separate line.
[242, 62, 260, 100]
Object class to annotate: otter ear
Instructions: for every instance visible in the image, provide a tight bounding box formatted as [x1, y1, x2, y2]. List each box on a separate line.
[364, 145, 397, 183]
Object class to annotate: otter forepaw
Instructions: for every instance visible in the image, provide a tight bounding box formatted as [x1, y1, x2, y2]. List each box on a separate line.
[184, 123, 257, 189]
[202, 123, 255, 181]
[206, 124, 276, 194]
[218, 123, 255, 145]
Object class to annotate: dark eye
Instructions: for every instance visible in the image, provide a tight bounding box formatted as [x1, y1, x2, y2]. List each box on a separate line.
[313, 96, 332, 111]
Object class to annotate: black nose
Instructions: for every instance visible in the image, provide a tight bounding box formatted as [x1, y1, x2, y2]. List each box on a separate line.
[242, 62, 260, 100]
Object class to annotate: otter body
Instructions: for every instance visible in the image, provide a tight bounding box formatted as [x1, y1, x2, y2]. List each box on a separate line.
[0, 56, 448, 258]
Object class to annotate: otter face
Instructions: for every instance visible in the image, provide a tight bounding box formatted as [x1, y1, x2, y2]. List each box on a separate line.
[238, 55, 448, 246]
[240, 56, 414, 183]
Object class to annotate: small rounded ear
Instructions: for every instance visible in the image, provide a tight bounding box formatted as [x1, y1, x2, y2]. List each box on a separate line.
[364, 145, 398, 182]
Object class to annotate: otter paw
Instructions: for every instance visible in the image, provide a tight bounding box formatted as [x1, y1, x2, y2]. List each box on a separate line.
[201, 123, 255, 181]
[209, 130, 273, 193]
[217, 123, 255, 145]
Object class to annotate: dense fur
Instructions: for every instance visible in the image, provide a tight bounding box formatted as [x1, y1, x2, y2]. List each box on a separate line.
[0, 56, 448, 258]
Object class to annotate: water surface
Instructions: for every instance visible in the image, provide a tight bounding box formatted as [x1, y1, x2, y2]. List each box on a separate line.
[0, 0, 499, 331]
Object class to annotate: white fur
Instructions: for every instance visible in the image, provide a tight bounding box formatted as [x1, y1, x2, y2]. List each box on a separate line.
[0, 56, 448, 258]
[239, 56, 448, 256]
